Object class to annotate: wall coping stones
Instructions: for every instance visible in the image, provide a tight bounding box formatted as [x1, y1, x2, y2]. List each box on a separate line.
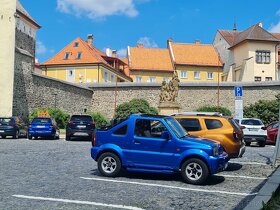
[85, 81, 280, 89]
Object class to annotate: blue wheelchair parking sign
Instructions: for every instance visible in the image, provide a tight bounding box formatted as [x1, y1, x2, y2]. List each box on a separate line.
[234, 86, 243, 97]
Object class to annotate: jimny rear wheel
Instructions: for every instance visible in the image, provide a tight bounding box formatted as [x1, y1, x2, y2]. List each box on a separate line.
[98, 152, 121, 177]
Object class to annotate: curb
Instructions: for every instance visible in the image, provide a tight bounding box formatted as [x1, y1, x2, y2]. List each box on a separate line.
[243, 165, 280, 210]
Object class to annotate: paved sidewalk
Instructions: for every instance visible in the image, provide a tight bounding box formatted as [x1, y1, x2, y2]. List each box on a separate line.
[243, 165, 280, 210]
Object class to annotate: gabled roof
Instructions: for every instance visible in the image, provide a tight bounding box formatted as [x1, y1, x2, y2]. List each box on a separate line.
[17, 0, 40, 28]
[273, 33, 280, 40]
[42, 37, 109, 66]
[218, 23, 280, 48]
[170, 42, 223, 67]
[129, 47, 173, 71]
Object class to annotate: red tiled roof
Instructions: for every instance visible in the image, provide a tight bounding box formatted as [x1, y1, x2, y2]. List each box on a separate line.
[171, 42, 223, 67]
[129, 47, 173, 71]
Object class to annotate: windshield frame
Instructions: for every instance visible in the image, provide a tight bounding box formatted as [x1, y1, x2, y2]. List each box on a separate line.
[164, 117, 188, 138]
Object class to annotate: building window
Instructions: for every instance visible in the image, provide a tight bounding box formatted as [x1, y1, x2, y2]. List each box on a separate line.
[265, 77, 272, 81]
[194, 71, 200, 79]
[148, 77, 156, 83]
[64, 52, 70, 60]
[74, 42, 79, 47]
[104, 71, 108, 82]
[256, 51, 270, 64]
[111, 74, 115, 82]
[180, 71, 187, 78]
[136, 76, 142, 82]
[254, 76, 261, 82]
[207, 72, 213, 80]
[76, 52, 82, 60]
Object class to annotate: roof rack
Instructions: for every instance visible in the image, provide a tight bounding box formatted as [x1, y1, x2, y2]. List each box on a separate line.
[171, 112, 223, 117]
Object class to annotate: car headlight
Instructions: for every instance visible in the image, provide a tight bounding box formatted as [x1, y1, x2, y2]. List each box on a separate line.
[213, 147, 219, 156]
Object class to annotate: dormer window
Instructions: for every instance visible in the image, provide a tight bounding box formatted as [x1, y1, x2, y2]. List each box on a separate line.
[74, 42, 79, 47]
[76, 52, 82, 60]
[64, 52, 70, 60]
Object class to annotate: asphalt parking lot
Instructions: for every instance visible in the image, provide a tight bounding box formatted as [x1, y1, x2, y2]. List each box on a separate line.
[0, 138, 277, 210]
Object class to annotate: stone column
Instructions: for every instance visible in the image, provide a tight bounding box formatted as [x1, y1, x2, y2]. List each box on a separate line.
[0, 0, 16, 116]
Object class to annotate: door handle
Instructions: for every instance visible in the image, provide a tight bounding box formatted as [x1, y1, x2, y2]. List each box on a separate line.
[133, 139, 141, 144]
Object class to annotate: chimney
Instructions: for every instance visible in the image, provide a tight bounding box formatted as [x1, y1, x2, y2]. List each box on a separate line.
[167, 37, 173, 47]
[105, 48, 112, 57]
[136, 43, 144, 48]
[258, 22, 263, 28]
[194, 39, 201, 44]
[112, 50, 117, 58]
[87, 34, 93, 46]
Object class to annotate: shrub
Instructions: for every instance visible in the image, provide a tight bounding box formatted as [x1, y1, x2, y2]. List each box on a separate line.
[115, 98, 158, 119]
[29, 108, 70, 129]
[88, 112, 109, 129]
[244, 94, 279, 125]
[196, 105, 232, 116]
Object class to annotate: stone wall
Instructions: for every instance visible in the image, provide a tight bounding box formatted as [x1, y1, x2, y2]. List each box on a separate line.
[89, 82, 280, 119]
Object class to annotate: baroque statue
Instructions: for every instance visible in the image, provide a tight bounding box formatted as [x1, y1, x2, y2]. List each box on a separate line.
[159, 71, 180, 103]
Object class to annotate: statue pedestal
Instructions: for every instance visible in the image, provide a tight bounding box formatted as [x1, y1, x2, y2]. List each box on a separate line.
[158, 102, 180, 116]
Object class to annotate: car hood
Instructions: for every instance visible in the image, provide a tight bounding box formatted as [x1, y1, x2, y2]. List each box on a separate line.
[182, 135, 219, 147]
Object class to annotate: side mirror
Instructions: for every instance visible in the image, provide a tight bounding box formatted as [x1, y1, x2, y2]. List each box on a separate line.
[161, 131, 170, 140]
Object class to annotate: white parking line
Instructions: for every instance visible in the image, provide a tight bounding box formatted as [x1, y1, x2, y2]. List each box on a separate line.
[12, 195, 144, 210]
[229, 161, 269, 166]
[80, 177, 257, 197]
[219, 174, 267, 180]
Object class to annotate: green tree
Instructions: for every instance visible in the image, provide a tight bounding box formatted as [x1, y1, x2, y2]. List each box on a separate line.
[196, 105, 232, 116]
[88, 112, 109, 129]
[29, 108, 70, 129]
[244, 94, 279, 125]
[115, 98, 158, 119]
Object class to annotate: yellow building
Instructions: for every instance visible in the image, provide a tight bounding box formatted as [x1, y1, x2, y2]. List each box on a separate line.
[127, 44, 174, 83]
[41, 35, 132, 83]
[168, 39, 223, 82]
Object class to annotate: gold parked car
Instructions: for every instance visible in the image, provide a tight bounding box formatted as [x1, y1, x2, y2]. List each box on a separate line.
[172, 112, 245, 159]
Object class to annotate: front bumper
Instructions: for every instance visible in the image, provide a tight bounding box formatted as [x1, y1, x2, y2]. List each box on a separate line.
[209, 152, 229, 174]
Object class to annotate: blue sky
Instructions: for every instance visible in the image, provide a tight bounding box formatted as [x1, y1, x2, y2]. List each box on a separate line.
[19, 0, 280, 63]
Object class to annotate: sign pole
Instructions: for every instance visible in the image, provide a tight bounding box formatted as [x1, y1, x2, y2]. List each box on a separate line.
[272, 102, 280, 167]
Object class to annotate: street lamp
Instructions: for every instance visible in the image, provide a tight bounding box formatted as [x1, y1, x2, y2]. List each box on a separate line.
[52, 93, 57, 109]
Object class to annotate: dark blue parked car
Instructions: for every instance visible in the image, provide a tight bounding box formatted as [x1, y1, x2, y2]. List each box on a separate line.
[28, 117, 60, 140]
[91, 114, 228, 185]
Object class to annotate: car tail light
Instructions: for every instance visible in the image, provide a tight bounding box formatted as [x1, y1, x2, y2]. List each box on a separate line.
[67, 121, 73, 126]
[92, 132, 96, 147]
[9, 123, 16, 126]
[50, 124, 55, 128]
[88, 122, 96, 128]
[233, 131, 239, 141]
[261, 126, 267, 130]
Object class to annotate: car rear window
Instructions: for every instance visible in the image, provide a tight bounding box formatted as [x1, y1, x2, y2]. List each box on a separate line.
[205, 119, 223, 130]
[177, 118, 201, 131]
[32, 118, 52, 123]
[0, 118, 14, 123]
[70, 115, 93, 122]
[241, 119, 263, 125]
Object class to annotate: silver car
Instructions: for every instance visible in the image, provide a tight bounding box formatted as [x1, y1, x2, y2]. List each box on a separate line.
[235, 118, 267, 147]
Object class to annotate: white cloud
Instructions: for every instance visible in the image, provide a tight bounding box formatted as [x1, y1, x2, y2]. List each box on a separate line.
[57, 0, 139, 20]
[117, 48, 127, 58]
[270, 21, 280, 33]
[137, 37, 158, 48]
[36, 41, 47, 55]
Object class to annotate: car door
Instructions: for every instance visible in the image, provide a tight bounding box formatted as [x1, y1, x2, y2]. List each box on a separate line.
[125, 119, 176, 170]
[268, 123, 279, 143]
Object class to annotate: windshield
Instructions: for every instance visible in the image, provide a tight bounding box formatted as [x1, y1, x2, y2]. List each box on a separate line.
[241, 119, 263, 126]
[71, 115, 93, 122]
[32, 118, 51, 124]
[164, 117, 187, 138]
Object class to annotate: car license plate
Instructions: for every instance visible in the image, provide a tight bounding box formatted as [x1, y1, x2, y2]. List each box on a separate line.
[77, 125, 86, 128]
[249, 128, 258, 131]
[37, 125, 45, 128]
[0, 130, 4, 133]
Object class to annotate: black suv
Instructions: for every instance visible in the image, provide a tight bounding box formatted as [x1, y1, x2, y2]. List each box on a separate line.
[66, 115, 95, 141]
